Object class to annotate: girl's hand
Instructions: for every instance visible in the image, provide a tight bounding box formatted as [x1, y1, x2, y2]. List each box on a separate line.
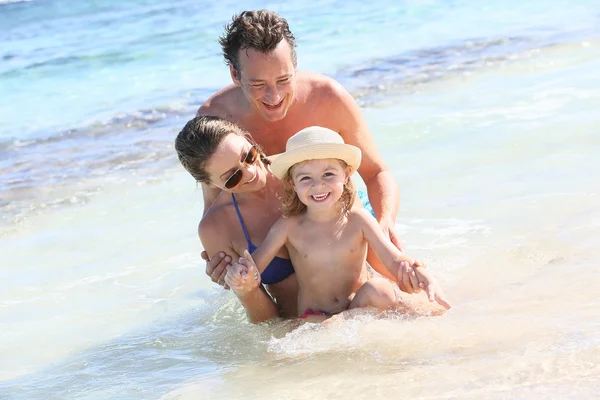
[412, 261, 452, 310]
[224, 250, 261, 296]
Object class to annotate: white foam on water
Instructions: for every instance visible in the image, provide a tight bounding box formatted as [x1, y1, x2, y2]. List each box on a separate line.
[0, 169, 210, 380]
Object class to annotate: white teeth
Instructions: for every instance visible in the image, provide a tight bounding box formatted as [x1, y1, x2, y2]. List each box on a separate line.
[246, 172, 257, 184]
[312, 193, 328, 201]
[263, 99, 283, 108]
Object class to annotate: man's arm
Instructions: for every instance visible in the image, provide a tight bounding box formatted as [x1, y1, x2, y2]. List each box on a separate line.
[198, 215, 279, 323]
[329, 81, 403, 249]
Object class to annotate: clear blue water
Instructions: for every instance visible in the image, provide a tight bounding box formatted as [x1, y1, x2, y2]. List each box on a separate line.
[1, 0, 598, 224]
[1, 0, 598, 142]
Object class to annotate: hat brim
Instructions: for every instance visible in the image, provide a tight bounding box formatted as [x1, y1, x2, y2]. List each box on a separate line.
[270, 143, 362, 180]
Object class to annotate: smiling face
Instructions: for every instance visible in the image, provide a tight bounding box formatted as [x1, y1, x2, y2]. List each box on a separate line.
[205, 133, 267, 193]
[231, 40, 297, 122]
[290, 158, 351, 212]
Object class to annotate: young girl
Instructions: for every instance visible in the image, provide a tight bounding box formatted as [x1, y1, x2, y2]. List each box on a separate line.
[225, 126, 451, 319]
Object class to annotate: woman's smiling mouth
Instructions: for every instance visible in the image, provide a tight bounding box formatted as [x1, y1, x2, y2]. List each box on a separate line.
[245, 171, 259, 185]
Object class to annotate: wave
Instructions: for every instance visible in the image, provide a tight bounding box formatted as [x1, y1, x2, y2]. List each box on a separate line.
[1, 31, 592, 156]
[0, 0, 32, 5]
[0, 49, 159, 77]
[0, 93, 211, 151]
[0, 100, 201, 232]
[336, 30, 595, 106]
[2, 31, 596, 230]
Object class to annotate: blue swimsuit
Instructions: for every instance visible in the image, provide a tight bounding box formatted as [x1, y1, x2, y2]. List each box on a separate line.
[231, 194, 295, 285]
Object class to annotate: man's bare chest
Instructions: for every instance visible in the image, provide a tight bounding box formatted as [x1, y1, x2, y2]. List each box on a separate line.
[236, 114, 337, 156]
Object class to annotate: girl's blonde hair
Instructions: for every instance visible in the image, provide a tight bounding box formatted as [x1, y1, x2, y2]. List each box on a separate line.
[280, 159, 356, 217]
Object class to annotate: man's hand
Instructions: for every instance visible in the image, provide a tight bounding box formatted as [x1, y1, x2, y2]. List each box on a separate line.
[381, 219, 420, 294]
[396, 260, 422, 294]
[224, 250, 261, 296]
[202, 250, 231, 288]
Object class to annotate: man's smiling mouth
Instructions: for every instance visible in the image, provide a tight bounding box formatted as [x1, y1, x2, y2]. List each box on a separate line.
[261, 98, 284, 110]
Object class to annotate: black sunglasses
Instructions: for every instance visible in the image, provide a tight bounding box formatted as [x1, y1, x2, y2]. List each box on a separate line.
[224, 145, 260, 189]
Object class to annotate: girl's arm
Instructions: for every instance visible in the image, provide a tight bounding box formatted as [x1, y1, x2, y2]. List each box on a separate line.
[355, 209, 451, 309]
[354, 209, 414, 277]
[238, 216, 291, 273]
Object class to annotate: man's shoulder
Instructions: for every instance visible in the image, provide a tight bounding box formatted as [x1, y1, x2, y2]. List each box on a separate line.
[297, 70, 346, 97]
[296, 71, 354, 116]
[196, 84, 244, 118]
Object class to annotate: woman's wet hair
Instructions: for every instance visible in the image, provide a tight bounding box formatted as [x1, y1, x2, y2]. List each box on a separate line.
[280, 160, 356, 217]
[219, 9, 297, 74]
[174, 115, 268, 184]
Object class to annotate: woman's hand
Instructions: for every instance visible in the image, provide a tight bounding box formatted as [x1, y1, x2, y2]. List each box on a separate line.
[224, 250, 261, 296]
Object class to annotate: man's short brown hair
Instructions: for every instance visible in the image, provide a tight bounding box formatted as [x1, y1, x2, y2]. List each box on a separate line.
[219, 10, 297, 74]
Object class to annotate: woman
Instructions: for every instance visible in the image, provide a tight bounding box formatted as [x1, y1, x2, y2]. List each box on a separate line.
[175, 115, 298, 322]
[174, 116, 419, 323]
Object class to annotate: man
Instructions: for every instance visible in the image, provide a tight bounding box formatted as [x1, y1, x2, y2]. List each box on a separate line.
[198, 10, 418, 293]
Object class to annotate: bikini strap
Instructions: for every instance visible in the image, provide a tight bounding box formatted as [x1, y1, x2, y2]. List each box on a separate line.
[231, 193, 252, 246]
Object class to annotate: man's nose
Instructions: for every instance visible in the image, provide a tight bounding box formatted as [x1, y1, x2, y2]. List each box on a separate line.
[264, 84, 280, 103]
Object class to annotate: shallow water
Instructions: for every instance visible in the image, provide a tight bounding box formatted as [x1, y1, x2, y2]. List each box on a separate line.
[1, 0, 600, 399]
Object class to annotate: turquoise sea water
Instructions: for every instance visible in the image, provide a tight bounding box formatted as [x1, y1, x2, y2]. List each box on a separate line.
[1, 0, 599, 224]
[1, 0, 600, 399]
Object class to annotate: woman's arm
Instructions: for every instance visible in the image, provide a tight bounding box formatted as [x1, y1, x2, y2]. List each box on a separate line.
[198, 214, 279, 323]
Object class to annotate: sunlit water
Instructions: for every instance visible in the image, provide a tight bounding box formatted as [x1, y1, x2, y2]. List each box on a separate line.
[1, 0, 599, 398]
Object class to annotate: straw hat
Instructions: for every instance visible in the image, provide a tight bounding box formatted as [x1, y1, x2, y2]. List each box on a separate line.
[270, 126, 362, 180]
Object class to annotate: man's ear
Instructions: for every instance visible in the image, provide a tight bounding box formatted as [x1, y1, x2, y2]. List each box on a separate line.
[230, 64, 241, 86]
